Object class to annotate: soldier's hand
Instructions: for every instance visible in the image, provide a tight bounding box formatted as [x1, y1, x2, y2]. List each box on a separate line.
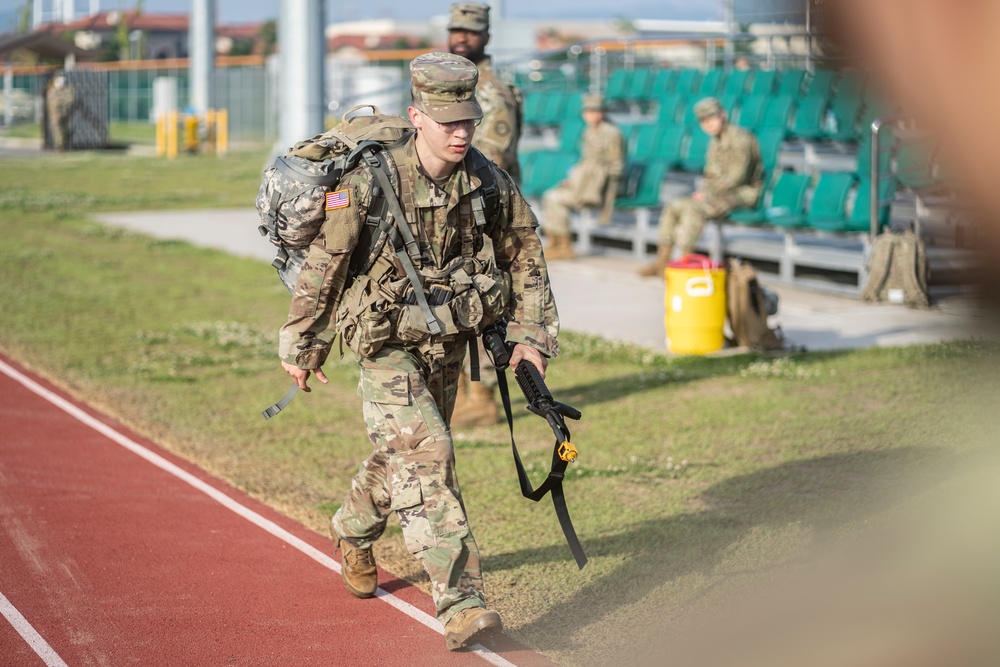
[692, 191, 705, 202]
[281, 360, 328, 392]
[509, 343, 548, 379]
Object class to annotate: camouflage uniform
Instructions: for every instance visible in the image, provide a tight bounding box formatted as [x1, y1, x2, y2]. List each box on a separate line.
[542, 97, 625, 237]
[279, 53, 559, 626]
[657, 102, 764, 253]
[46, 76, 75, 151]
[472, 57, 522, 183]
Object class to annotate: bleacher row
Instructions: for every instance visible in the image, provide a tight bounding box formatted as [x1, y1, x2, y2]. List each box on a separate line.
[518, 67, 943, 244]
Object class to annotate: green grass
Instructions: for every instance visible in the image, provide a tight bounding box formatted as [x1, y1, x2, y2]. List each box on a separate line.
[1, 151, 998, 665]
[2, 120, 159, 145]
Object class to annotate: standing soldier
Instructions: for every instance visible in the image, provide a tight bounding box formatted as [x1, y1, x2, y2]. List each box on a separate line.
[278, 52, 560, 651]
[638, 97, 764, 277]
[447, 1, 522, 182]
[46, 73, 75, 152]
[540, 94, 625, 260]
[448, 1, 524, 426]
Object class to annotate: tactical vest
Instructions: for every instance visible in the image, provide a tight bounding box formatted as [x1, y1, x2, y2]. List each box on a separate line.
[337, 145, 513, 359]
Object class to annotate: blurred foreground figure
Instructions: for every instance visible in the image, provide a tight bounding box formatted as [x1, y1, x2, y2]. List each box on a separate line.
[828, 0, 1000, 264]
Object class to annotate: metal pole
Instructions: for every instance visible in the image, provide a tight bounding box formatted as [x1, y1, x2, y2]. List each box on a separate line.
[189, 0, 216, 114]
[869, 117, 894, 241]
[278, 0, 327, 150]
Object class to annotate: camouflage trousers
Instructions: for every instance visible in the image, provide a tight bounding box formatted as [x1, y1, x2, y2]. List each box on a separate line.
[331, 340, 486, 624]
[657, 196, 732, 254]
[542, 185, 586, 237]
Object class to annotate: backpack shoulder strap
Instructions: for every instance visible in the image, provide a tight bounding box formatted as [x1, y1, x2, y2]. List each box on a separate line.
[861, 233, 896, 302]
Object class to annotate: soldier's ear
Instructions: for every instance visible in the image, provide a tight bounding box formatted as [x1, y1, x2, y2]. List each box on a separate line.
[407, 106, 423, 130]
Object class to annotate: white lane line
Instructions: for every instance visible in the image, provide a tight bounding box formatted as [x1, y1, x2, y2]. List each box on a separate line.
[0, 591, 70, 667]
[0, 359, 516, 667]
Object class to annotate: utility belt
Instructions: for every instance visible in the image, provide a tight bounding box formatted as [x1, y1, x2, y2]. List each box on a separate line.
[337, 255, 511, 358]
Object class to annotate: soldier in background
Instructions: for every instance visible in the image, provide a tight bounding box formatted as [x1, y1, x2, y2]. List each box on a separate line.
[447, 1, 522, 182]
[46, 73, 75, 152]
[448, 1, 524, 427]
[278, 52, 560, 651]
[541, 94, 625, 260]
[638, 97, 764, 277]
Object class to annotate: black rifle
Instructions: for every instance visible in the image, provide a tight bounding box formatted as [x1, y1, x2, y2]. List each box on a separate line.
[481, 321, 587, 569]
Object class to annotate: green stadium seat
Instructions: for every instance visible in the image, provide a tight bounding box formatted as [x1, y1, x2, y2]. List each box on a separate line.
[724, 69, 752, 96]
[629, 123, 663, 163]
[624, 68, 655, 101]
[655, 94, 684, 124]
[845, 177, 895, 232]
[655, 125, 686, 168]
[649, 69, 678, 95]
[562, 92, 584, 121]
[826, 95, 863, 141]
[697, 69, 727, 96]
[520, 150, 575, 197]
[803, 69, 836, 100]
[790, 95, 829, 140]
[748, 69, 777, 96]
[756, 127, 786, 173]
[680, 128, 711, 173]
[806, 172, 857, 231]
[734, 94, 767, 129]
[605, 69, 631, 102]
[754, 94, 795, 134]
[615, 160, 669, 209]
[673, 68, 702, 96]
[764, 171, 812, 227]
[558, 118, 585, 153]
[778, 69, 807, 96]
[522, 91, 549, 126]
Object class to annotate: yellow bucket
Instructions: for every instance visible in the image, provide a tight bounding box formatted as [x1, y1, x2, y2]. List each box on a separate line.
[664, 254, 727, 354]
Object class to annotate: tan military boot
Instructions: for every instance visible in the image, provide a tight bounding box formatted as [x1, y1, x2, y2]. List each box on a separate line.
[338, 538, 377, 598]
[545, 234, 576, 260]
[444, 607, 503, 651]
[638, 246, 671, 278]
[451, 380, 498, 428]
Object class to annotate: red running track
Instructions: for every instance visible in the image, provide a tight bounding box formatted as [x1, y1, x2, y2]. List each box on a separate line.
[0, 355, 552, 667]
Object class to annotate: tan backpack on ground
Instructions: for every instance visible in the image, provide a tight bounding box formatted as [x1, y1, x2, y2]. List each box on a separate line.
[860, 227, 931, 308]
[726, 258, 785, 351]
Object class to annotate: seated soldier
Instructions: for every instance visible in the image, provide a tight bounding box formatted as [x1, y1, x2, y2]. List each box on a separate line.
[639, 97, 764, 277]
[541, 94, 625, 260]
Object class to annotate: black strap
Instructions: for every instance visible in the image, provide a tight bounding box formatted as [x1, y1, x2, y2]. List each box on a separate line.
[495, 365, 588, 569]
[468, 337, 480, 382]
[261, 384, 299, 420]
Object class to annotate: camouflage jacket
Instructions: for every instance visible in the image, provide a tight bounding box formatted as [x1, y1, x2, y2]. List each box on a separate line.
[562, 119, 625, 206]
[702, 124, 764, 205]
[279, 134, 559, 368]
[472, 57, 522, 180]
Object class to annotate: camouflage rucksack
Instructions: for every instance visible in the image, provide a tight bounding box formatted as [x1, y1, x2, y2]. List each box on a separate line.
[255, 105, 414, 292]
[860, 227, 930, 308]
[726, 258, 785, 351]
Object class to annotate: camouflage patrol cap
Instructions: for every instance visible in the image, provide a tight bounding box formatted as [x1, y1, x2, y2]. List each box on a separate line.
[410, 52, 483, 124]
[582, 94, 606, 111]
[448, 2, 490, 32]
[694, 96, 725, 120]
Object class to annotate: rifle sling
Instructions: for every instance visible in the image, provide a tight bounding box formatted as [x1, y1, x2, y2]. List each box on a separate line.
[494, 364, 588, 569]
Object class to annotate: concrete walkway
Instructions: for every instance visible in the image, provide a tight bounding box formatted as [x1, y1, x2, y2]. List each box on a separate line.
[95, 208, 991, 353]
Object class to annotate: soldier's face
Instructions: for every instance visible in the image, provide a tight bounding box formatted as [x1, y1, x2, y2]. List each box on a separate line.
[582, 109, 603, 127]
[699, 113, 725, 137]
[409, 107, 478, 166]
[448, 29, 488, 64]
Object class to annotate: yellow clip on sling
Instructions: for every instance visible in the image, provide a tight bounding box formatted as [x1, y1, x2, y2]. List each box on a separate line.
[558, 441, 578, 463]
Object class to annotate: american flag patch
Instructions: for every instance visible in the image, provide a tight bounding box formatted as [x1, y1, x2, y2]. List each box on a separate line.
[325, 189, 350, 210]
